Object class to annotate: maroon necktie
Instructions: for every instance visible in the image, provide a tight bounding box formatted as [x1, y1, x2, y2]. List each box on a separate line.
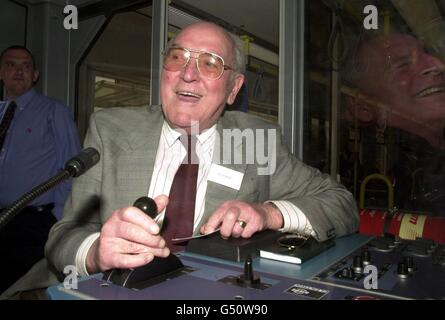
[0, 101, 17, 150]
[161, 135, 199, 252]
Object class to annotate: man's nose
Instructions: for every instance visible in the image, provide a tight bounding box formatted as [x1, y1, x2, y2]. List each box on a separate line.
[180, 57, 200, 82]
[14, 64, 25, 74]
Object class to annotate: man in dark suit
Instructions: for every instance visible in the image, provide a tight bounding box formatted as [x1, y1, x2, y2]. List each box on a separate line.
[2, 22, 358, 298]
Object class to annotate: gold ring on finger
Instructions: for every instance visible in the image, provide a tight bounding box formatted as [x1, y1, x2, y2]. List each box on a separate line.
[237, 220, 247, 228]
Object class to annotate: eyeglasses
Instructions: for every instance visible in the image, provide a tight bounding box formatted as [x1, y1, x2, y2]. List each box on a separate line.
[277, 234, 309, 250]
[163, 46, 233, 80]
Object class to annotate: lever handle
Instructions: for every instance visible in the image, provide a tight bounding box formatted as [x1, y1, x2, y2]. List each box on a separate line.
[102, 196, 184, 289]
[133, 196, 158, 219]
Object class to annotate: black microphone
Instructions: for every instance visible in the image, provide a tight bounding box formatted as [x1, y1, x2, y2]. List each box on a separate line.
[0, 148, 100, 230]
[65, 147, 100, 177]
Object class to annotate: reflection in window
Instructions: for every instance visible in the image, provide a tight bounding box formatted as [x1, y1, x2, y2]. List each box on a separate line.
[244, 56, 279, 122]
[78, 8, 152, 117]
[308, 0, 445, 217]
[94, 73, 150, 111]
[305, 1, 333, 173]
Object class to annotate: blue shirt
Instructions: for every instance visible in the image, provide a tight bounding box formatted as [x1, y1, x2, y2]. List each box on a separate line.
[0, 89, 81, 219]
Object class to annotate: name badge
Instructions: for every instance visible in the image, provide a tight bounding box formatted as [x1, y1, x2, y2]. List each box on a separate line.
[208, 164, 244, 190]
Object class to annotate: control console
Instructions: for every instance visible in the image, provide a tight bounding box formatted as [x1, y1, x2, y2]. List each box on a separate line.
[313, 235, 445, 299]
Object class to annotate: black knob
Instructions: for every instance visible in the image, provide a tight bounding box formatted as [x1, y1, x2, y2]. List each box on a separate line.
[133, 196, 158, 219]
[244, 256, 254, 280]
[353, 255, 363, 274]
[237, 255, 261, 287]
[362, 250, 372, 265]
[397, 262, 409, 279]
[404, 256, 415, 272]
[341, 267, 354, 278]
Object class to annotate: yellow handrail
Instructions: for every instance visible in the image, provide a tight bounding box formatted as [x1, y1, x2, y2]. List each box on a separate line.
[359, 173, 394, 209]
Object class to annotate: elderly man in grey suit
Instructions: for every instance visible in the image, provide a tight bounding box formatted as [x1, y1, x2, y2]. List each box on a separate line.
[2, 21, 358, 298]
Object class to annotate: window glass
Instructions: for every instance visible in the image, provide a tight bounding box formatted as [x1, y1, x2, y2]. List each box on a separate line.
[304, 1, 333, 172]
[78, 7, 152, 114]
[307, 0, 445, 216]
[0, 0, 27, 99]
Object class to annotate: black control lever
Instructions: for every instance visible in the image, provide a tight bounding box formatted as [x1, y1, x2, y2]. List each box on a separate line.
[133, 196, 158, 219]
[236, 254, 261, 288]
[103, 197, 184, 289]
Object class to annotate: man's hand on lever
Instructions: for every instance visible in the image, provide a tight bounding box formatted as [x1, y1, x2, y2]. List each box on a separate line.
[86, 195, 170, 274]
[200, 201, 284, 239]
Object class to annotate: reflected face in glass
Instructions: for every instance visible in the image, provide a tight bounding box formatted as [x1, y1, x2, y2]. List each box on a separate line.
[0, 49, 39, 99]
[360, 35, 445, 128]
[160, 23, 244, 134]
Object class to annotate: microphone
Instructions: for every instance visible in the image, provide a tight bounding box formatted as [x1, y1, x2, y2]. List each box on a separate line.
[65, 147, 100, 177]
[0, 148, 100, 230]
[359, 209, 445, 244]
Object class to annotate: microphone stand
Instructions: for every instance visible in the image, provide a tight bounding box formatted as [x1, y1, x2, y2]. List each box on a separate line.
[0, 169, 74, 230]
[0, 147, 99, 230]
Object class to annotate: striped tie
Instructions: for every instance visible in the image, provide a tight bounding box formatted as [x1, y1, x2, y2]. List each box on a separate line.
[0, 101, 17, 150]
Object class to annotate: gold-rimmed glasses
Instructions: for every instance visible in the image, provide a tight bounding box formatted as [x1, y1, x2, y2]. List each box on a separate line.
[163, 46, 233, 80]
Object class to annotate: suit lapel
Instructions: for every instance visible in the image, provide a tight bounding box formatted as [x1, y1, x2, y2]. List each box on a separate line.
[116, 106, 164, 203]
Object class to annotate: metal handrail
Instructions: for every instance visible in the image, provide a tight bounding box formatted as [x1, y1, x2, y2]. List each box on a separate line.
[359, 173, 394, 209]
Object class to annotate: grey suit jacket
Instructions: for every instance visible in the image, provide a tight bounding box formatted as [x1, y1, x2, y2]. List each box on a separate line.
[1, 105, 358, 299]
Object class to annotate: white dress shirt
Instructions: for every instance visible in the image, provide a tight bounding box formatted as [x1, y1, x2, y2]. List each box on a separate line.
[75, 120, 314, 276]
[148, 121, 217, 230]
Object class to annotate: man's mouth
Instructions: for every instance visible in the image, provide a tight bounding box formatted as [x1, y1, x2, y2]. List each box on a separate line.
[416, 86, 444, 98]
[176, 91, 202, 99]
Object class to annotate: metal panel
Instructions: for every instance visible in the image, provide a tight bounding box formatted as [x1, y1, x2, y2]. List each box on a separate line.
[279, 0, 306, 158]
[150, 0, 168, 106]
[330, 10, 340, 179]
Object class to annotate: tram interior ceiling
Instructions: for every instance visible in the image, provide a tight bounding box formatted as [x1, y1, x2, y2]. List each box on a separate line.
[1, 0, 444, 217]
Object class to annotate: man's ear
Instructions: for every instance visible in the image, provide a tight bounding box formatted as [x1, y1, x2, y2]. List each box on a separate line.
[33, 69, 40, 83]
[227, 73, 245, 105]
[344, 94, 378, 126]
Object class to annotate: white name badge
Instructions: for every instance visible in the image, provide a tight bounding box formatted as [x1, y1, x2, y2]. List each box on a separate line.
[208, 164, 244, 190]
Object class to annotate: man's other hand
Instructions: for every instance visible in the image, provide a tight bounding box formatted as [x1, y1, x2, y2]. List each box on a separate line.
[200, 201, 283, 239]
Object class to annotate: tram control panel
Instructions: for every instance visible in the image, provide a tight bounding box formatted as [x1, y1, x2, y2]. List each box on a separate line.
[312, 235, 445, 299]
[49, 233, 445, 300]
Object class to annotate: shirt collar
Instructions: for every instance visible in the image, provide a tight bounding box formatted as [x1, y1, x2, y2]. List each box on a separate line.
[7, 88, 36, 109]
[162, 120, 216, 147]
